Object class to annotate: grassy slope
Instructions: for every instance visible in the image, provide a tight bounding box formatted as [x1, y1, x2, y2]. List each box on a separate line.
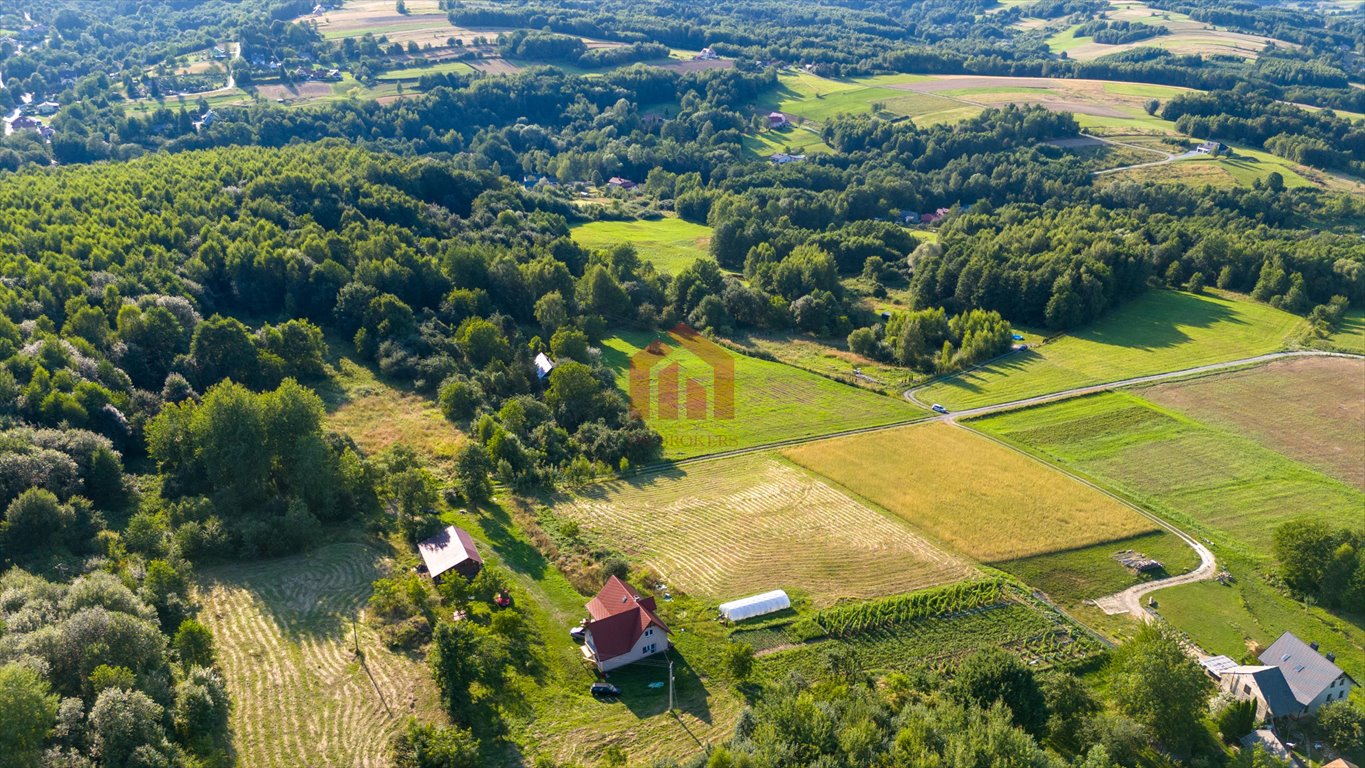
[570, 218, 712, 275]
[600, 331, 921, 459]
[1317, 309, 1365, 353]
[783, 421, 1160, 562]
[917, 290, 1304, 411]
[197, 540, 445, 768]
[995, 529, 1201, 606]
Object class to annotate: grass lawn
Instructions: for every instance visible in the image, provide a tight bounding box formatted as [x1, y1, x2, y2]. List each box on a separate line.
[915, 290, 1305, 411]
[1316, 309, 1365, 354]
[741, 125, 834, 157]
[1141, 356, 1365, 490]
[971, 391, 1365, 559]
[783, 422, 1161, 563]
[995, 529, 1202, 606]
[318, 340, 465, 470]
[1157, 576, 1365, 686]
[550, 452, 974, 606]
[570, 218, 712, 275]
[600, 331, 921, 459]
[197, 540, 445, 768]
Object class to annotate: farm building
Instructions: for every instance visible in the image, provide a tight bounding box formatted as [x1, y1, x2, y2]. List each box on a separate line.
[1196, 140, 1227, 155]
[767, 112, 790, 129]
[581, 576, 670, 672]
[769, 152, 805, 165]
[696, 47, 719, 60]
[1217, 665, 1300, 721]
[718, 589, 791, 622]
[417, 525, 484, 583]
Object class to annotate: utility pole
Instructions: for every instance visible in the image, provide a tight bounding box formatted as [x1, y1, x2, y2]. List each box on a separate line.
[668, 659, 675, 712]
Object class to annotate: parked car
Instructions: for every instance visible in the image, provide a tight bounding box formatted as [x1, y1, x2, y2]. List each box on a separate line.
[590, 682, 620, 698]
[931, 404, 948, 414]
[569, 626, 586, 643]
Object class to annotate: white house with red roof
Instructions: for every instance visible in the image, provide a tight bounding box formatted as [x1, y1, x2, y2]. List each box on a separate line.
[581, 576, 670, 672]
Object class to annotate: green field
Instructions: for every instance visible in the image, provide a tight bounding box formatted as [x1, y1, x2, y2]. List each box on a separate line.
[764, 72, 981, 127]
[741, 126, 834, 158]
[570, 218, 713, 275]
[972, 391, 1364, 558]
[600, 331, 922, 459]
[376, 60, 476, 80]
[994, 529, 1202, 607]
[1319, 310, 1365, 353]
[916, 290, 1304, 411]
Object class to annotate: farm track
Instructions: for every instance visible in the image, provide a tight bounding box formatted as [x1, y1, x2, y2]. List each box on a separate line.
[642, 349, 1359, 621]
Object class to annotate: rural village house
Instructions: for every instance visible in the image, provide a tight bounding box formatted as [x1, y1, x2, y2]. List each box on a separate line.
[417, 525, 484, 583]
[1204, 632, 1356, 720]
[581, 576, 670, 672]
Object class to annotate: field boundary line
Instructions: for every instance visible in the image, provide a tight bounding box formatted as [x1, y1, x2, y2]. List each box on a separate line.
[953, 421, 1217, 623]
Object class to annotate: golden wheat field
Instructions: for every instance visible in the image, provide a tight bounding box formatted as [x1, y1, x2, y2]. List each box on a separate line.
[197, 542, 444, 768]
[554, 453, 974, 606]
[783, 422, 1159, 562]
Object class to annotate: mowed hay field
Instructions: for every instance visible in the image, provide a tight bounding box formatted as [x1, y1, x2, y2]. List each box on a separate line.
[198, 542, 444, 768]
[322, 351, 465, 469]
[553, 452, 974, 606]
[916, 290, 1304, 411]
[783, 422, 1160, 563]
[600, 332, 920, 459]
[1141, 356, 1365, 489]
[570, 218, 713, 275]
[973, 391, 1365, 557]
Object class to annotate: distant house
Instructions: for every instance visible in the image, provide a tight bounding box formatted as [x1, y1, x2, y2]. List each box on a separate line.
[767, 111, 790, 129]
[34, 101, 59, 116]
[1258, 632, 1356, 714]
[606, 176, 637, 190]
[1195, 140, 1226, 155]
[768, 152, 805, 165]
[901, 211, 920, 224]
[199, 110, 218, 126]
[581, 576, 669, 672]
[534, 352, 556, 380]
[696, 47, 719, 61]
[417, 525, 484, 583]
[212, 46, 228, 59]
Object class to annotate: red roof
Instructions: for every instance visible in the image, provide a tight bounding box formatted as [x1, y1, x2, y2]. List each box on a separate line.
[584, 576, 669, 661]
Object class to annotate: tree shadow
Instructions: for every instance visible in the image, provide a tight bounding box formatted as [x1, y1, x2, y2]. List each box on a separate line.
[602, 649, 715, 727]
[1078, 292, 1239, 351]
[469, 500, 553, 581]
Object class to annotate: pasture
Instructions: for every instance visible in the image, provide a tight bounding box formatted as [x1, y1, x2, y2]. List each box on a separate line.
[550, 452, 974, 606]
[782, 421, 1160, 563]
[765, 72, 982, 128]
[1318, 309, 1365, 353]
[915, 290, 1304, 411]
[376, 60, 476, 81]
[995, 530, 1201, 607]
[971, 391, 1365, 558]
[1141, 356, 1365, 489]
[570, 218, 713, 275]
[1042, 0, 1288, 60]
[599, 332, 921, 459]
[197, 542, 444, 768]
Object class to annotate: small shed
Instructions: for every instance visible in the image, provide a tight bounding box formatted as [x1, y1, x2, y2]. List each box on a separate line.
[418, 525, 484, 583]
[534, 352, 556, 380]
[718, 589, 790, 622]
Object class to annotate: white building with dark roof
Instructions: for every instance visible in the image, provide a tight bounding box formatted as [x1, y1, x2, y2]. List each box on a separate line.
[1258, 632, 1356, 715]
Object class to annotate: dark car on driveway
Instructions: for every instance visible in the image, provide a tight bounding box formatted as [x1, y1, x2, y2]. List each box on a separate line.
[590, 682, 620, 698]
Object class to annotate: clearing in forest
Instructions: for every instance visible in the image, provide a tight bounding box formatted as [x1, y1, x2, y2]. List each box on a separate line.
[915, 290, 1304, 411]
[782, 421, 1160, 562]
[600, 332, 921, 459]
[197, 542, 444, 768]
[972, 391, 1365, 556]
[1141, 356, 1365, 490]
[322, 351, 465, 468]
[570, 218, 713, 275]
[1044, 0, 1289, 61]
[552, 452, 974, 606]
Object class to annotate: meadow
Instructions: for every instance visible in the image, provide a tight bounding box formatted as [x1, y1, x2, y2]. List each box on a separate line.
[763, 72, 982, 129]
[599, 331, 921, 459]
[1041, 0, 1285, 60]
[971, 391, 1365, 558]
[319, 345, 465, 470]
[197, 542, 445, 768]
[782, 421, 1161, 563]
[570, 217, 713, 275]
[995, 529, 1202, 607]
[1318, 309, 1365, 353]
[1141, 356, 1365, 489]
[915, 290, 1304, 411]
[551, 452, 974, 606]
[376, 60, 476, 81]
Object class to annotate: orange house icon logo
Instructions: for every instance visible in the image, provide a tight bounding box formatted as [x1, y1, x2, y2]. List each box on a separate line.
[628, 324, 734, 421]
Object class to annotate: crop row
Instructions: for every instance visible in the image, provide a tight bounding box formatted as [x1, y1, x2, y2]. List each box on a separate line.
[793, 579, 1006, 639]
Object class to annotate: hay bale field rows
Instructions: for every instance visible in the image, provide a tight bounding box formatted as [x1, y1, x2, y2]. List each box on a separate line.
[783, 421, 1160, 563]
[553, 452, 974, 606]
[197, 542, 444, 768]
